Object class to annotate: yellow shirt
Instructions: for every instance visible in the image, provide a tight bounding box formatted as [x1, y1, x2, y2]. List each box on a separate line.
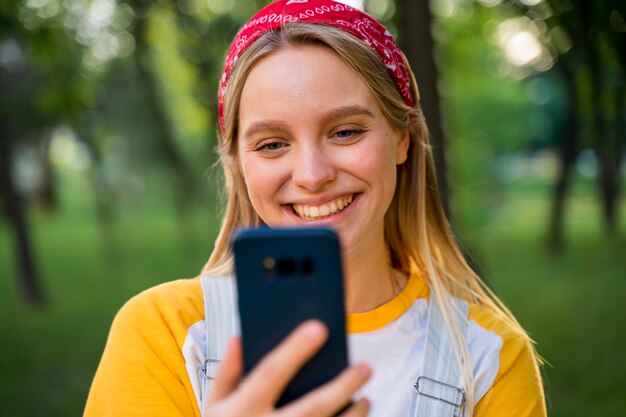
[84, 276, 546, 416]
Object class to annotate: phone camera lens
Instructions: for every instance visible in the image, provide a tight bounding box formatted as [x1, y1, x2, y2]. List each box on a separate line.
[301, 259, 314, 275]
[278, 258, 297, 276]
[263, 256, 276, 271]
[263, 257, 277, 278]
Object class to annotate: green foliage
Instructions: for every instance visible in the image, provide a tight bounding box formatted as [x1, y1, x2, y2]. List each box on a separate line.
[0, 2, 92, 135]
[477, 182, 626, 417]
[148, 5, 207, 152]
[432, 4, 540, 235]
[437, 4, 538, 154]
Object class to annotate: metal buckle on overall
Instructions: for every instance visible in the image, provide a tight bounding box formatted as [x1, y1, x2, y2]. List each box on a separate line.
[414, 376, 465, 408]
[201, 358, 221, 380]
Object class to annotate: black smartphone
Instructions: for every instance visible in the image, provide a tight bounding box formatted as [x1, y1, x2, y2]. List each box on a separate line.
[232, 227, 349, 407]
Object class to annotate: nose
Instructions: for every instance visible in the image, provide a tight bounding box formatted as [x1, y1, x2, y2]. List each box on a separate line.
[291, 144, 337, 192]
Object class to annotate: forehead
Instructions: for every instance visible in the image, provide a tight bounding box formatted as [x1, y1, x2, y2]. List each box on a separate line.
[238, 44, 381, 129]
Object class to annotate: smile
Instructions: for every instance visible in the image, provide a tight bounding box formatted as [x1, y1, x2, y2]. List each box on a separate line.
[292, 194, 354, 220]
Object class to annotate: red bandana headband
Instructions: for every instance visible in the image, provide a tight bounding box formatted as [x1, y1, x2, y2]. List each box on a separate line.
[217, 0, 414, 133]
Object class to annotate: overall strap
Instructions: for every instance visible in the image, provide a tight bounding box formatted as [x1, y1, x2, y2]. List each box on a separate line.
[199, 275, 239, 412]
[414, 293, 470, 417]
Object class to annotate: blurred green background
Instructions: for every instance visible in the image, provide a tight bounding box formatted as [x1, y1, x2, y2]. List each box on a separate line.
[1, 0, 624, 416]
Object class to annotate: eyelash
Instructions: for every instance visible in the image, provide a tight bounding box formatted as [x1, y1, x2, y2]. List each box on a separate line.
[334, 129, 365, 140]
[254, 141, 287, 153]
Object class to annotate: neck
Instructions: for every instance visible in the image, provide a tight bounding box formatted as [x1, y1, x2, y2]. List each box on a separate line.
[343, 234, 404, 314]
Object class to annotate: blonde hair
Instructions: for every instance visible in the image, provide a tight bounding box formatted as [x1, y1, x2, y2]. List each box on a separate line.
[203, 23, 537, 414]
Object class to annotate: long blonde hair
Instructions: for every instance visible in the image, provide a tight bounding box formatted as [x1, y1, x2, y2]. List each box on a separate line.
[203, 23, 537, 414]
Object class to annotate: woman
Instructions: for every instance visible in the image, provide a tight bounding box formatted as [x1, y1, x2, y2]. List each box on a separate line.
[84, 1, 546, 416]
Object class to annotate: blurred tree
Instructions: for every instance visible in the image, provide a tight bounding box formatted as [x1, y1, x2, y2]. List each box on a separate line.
[491, 0, 626, 250]
[0, 128, 44, 304]
[0, 0, 62, 303]
[127, 0, 198, 209]
[0, 0, 142, 302]
[427, 1, 537, 243]
[172, 1, 243, 133]
[546, 0, 626, 248]
[396, 0, 451, 217]
[0, 99, 44, 304]
[0, 0, 159, 301]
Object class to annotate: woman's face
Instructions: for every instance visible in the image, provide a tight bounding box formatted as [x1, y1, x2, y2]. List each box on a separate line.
[236, 44, 409, 256]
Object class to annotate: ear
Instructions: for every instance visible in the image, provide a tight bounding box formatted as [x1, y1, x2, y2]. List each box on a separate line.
[395, 130, 410, 165]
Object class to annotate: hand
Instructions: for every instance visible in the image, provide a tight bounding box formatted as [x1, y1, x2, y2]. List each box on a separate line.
[204, 320, 371, 417]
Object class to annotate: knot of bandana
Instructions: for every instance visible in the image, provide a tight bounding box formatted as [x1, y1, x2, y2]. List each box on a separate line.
[217, 0, 414, 134]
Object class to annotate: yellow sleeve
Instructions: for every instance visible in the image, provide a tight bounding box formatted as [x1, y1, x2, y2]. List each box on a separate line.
[471, 306, 547, 417]
[84, 279, 204, 417]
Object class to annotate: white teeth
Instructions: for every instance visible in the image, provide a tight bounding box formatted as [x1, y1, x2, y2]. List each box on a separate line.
[292, 195, 355, 220]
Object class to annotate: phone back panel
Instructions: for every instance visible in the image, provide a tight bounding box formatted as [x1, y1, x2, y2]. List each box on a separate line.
[233, 227, 348, 407]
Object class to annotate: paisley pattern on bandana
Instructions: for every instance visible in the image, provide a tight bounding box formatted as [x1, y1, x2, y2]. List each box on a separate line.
[217, 0, 414, 133]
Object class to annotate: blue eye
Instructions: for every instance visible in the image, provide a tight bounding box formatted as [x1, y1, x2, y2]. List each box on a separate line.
[335, 129, 365, 140]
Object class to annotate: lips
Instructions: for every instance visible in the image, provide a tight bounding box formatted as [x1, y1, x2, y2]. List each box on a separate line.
[292, 194, 354, 220]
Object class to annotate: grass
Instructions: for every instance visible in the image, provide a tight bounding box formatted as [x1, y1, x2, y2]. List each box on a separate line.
[0, 171, 222, 417]
[467, 180, 626, 417]
[0, 173, 624, 416]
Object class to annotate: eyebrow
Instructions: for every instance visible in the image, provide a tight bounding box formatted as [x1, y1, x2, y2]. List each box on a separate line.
[242, 120, 289, 140]
[322, 105, 375, 122]
[242, 105, 376, 139]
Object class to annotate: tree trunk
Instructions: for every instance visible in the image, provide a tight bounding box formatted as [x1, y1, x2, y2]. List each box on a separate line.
[588, 49, 619, 232]
[74, 112, 121, 279]
[615, 82, 625, 195]
[548, 63, 579, 253]
[395, 0, 450, 217]
[37, 133, 57, 211]
[596, 124, 620, 233]
[0, 129, 45, 304]
[602, 55, 624, 234]
[580, 2, 621, 233]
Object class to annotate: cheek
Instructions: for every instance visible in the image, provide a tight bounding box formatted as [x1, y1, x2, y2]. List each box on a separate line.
[345, 139, 398, 184]
[241, 159, 265, 200]
[240, 156, 286, 208]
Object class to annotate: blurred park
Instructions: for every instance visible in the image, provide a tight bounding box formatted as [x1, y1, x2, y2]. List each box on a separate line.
[1, 0, 625, 415]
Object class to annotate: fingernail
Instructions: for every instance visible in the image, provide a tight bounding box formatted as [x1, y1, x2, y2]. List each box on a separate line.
[302, 320, 327, 341]
[354, 363, 371, 379]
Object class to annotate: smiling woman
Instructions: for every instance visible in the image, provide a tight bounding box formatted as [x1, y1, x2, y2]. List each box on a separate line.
[84, 1, 547, 417]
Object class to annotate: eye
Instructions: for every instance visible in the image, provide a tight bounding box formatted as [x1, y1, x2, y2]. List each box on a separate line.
[334, 129, 365, 140]
[255, 141, 288, 153]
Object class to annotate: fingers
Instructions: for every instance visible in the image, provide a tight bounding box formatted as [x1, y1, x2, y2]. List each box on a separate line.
[277, 363, 371, 417]
[207, 337, 243, 403]
[206, 324, 371, 417]
[239, 320, 329, 406]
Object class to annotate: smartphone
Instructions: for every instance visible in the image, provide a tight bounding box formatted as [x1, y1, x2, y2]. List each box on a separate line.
[232, 227, 349, 407]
